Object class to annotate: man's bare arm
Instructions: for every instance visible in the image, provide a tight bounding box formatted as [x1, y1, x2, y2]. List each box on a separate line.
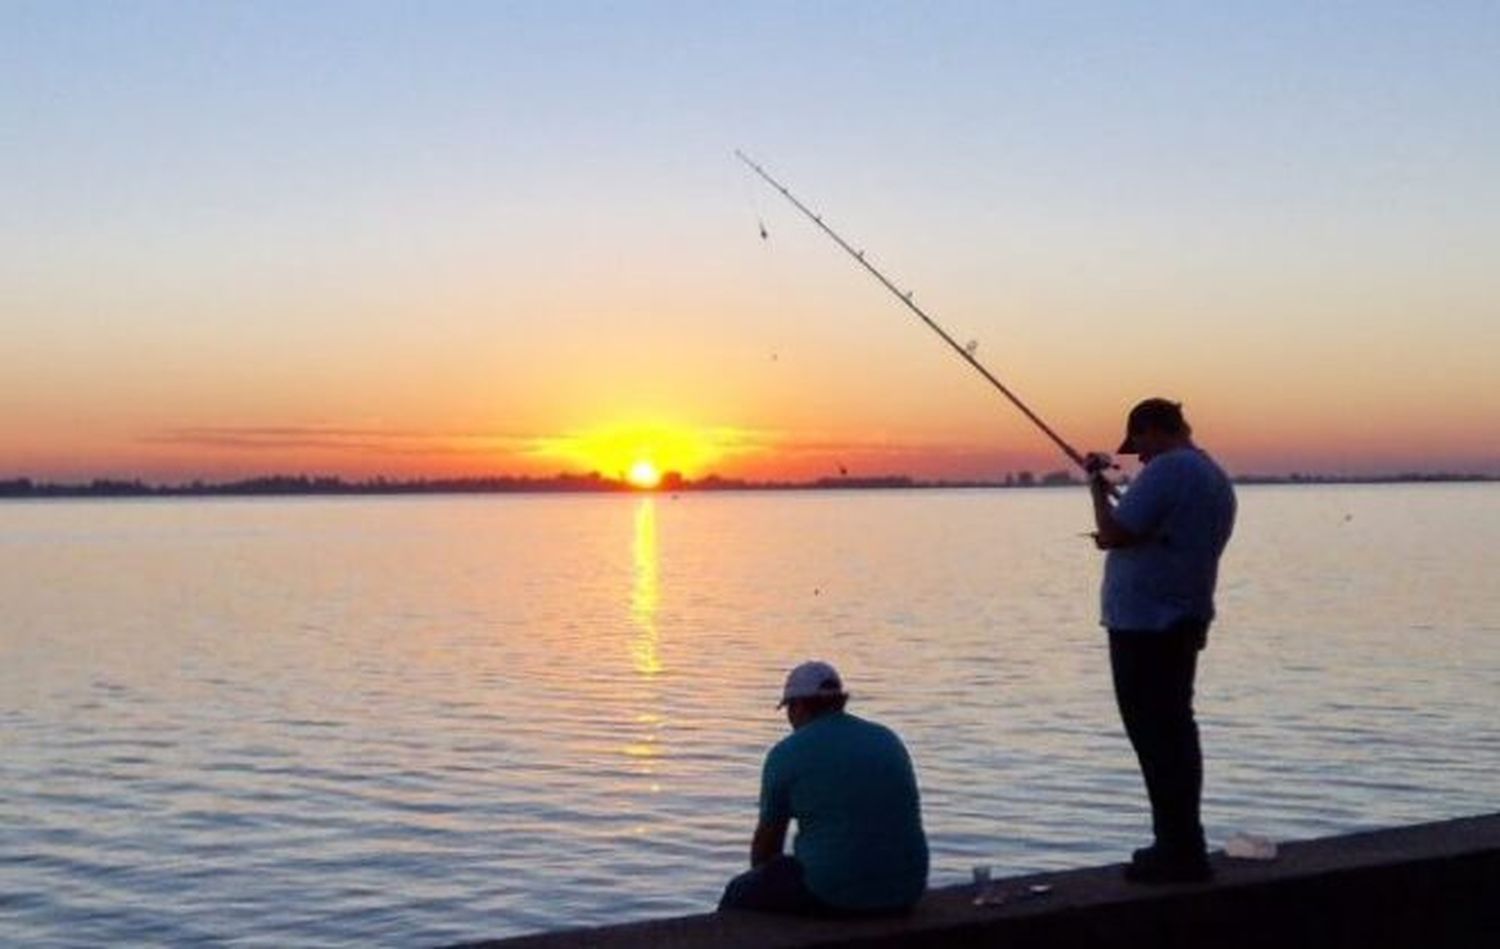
[1090, 474, 1141, 549]
[749, 817, 790, 868]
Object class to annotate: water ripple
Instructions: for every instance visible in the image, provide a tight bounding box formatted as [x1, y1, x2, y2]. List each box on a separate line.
[1, 487, 1496, 944]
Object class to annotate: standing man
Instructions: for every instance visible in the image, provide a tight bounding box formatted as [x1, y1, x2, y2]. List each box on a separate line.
[719, 660, 928, 916]
[1087, 398, 1236, 883]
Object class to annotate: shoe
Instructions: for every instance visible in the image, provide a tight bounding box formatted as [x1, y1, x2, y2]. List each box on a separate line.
[1123, 847, 1213, 884]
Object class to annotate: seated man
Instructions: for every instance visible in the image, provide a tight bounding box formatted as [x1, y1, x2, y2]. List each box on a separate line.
[719, 660, 928, 916]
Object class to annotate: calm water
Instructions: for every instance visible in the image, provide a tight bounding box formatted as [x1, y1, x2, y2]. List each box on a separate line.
[2, 485, 1497, 945]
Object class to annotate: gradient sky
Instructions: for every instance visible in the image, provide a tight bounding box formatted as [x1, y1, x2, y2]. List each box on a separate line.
[5, 1, 1498, 482]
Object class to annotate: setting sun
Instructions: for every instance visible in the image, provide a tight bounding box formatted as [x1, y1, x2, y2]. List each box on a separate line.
[529, 422, 761, 483]
[627, 459, 662, 489]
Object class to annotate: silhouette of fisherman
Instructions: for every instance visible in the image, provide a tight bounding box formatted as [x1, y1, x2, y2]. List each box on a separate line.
[1085, 399, 1236, 884]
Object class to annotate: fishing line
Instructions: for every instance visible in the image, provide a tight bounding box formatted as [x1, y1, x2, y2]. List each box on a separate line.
[736, 157, 787, 367]
[736, 162, 772, 244]
[735, 149, 1099, 478]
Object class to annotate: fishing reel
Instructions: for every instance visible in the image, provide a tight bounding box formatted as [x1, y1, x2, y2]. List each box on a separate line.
[1083, 452, 1117, 475]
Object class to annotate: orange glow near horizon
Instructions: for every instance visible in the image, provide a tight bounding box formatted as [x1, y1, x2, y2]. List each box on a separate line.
[3, 383, 1497, 484]
[4, 411, 1497, 484]
[529, 422, 761, 482]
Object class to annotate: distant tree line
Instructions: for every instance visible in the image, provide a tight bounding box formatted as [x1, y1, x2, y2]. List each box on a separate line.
[0, 469, 1490, 499]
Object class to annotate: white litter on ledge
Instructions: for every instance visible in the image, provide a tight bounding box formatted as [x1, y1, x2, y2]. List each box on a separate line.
[1224, 832, 1279, 860]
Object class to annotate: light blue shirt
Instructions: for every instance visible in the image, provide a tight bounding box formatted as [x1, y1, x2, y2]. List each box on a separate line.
[1102, 447, 1236, 632]
[759, 711, 928, 910]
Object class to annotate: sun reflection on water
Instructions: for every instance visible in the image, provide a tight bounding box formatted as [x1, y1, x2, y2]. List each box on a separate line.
[624, 498, 665, 783]
[630, 498, 662, 677]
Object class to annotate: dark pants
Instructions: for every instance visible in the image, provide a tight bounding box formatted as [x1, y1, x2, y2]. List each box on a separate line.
[719, 856, 827, 915]
[1109, 620, 1209, 857]
[719, 857, 915, 917]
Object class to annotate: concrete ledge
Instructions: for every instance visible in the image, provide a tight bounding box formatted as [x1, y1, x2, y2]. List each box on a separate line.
[455, 813, 1500, 949]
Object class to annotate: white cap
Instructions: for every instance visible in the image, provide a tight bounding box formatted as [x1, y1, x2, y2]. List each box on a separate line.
[777, 660, 848, 708]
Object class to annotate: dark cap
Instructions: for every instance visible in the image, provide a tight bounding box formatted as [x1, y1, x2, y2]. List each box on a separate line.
[1117, 398, 1188, 454]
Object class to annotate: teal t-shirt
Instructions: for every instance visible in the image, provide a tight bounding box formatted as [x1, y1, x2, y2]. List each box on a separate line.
[758, 711, 928, 910]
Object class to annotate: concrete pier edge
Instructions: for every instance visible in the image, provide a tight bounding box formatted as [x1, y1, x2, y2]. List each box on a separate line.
[453, 812, 1500, 948]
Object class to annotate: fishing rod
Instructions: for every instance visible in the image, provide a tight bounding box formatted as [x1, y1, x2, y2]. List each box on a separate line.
[734, 150, 1100, 479]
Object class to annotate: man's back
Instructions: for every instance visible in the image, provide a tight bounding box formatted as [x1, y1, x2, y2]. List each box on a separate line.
[1102, 446, 1237, 631]
[760, 711, 927, 911]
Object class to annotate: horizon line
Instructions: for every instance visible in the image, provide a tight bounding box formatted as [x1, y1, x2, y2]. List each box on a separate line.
[2, 469, 1495, 500]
